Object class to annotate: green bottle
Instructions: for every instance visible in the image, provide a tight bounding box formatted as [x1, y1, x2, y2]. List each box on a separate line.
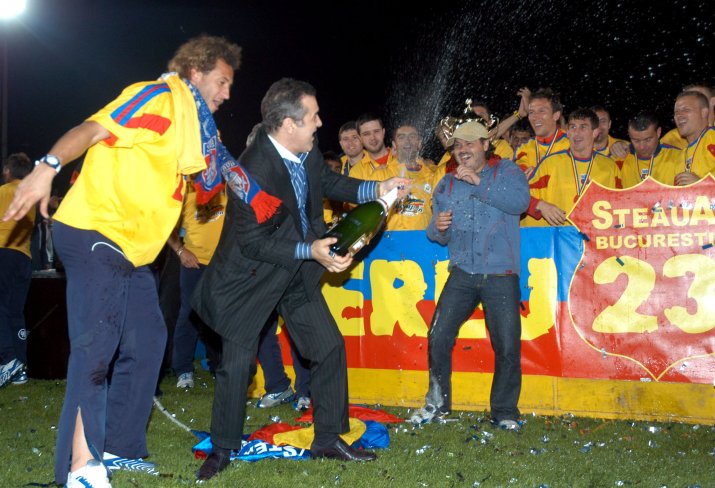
[324, 187, 399, 257]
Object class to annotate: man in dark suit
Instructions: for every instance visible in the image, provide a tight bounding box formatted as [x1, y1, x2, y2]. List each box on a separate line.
[192, 78, 407, 481]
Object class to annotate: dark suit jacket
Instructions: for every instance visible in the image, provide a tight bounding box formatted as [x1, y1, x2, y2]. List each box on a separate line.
[192, 128, 363, 346]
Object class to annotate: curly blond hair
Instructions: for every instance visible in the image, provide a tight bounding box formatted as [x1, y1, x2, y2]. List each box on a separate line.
[168, 34, 242, 79]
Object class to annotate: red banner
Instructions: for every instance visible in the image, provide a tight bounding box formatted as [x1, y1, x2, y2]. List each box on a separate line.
[568, 176, 715, 382]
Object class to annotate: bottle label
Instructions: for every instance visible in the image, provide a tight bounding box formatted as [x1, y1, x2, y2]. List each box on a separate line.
[349, 235, 368, 255]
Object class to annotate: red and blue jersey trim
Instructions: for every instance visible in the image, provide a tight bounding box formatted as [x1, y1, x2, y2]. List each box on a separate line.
[111, 83, 170, 126]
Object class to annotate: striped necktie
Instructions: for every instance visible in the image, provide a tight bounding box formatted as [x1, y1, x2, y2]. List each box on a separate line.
[281, 154, 310, 237]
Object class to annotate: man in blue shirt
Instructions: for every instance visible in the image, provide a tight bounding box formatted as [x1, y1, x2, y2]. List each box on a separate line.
[410, 120, 530, 429]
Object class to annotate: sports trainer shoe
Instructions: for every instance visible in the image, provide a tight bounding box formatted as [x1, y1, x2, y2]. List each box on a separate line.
[408, 404, 449, 424]
[293, 396, 311, 411]
[11, 368, 28, 385]
[176, 372, 194, 389]
[496, 419, 522, 431]
[257, 386, 295, 408]
[103, 452, 158, 475]
[66, 459, 111, 488]
[0, 359, 24, 388]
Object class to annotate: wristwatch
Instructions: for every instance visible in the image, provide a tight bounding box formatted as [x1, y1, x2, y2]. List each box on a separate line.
[35, 154, 62, 173]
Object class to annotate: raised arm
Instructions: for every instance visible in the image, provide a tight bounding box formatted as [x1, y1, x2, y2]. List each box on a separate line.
[3, 121, 110, 221]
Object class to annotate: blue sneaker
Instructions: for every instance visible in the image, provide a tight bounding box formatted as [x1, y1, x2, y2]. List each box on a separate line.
[103, 453, 158, 475]
[257, 386, 295, 408]
[0, 359, 23, 388]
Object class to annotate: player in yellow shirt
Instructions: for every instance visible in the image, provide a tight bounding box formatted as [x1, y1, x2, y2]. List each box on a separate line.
[661, 84, 715, 149]
[0, 153, 35, 388]
[672, 90, 715, 186]
[469, 100, 527, 161]
[508, 119, 534, 153]
[591, 105, 628, 158]
[321, 151, 345, 224]
[515, 88, 570, 174]
[349, 114, 398, 180]
[374, 124, 437, 230]
[337, 121, 369, 176]
[619, 111, 681, 187]
[168, 176, 226, 389]
[2, 35, 242, 487]
[524, 108, 621, 227]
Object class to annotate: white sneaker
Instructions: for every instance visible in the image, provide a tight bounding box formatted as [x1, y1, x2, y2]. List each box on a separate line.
[66, 459, 111, 487]
[409, 404, 447, 424]
[497, 419, 521, 431]
[293, 396, 311, 411]
[176, 372, 194, 388]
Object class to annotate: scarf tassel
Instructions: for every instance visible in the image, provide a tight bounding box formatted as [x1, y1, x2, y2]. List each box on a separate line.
[251, 190, 282, 223]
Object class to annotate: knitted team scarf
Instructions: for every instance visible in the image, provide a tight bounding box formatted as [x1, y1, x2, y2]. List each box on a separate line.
[186, 80, 281, 223]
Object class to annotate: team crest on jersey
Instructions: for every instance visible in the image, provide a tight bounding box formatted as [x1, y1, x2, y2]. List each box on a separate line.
[423, 183, 432, 194]
[196, 203, 226, 223]
[17, 329, 27, 340]
[396, 194, 425, 216]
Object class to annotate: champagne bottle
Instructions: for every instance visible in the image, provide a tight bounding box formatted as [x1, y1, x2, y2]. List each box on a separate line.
[323, 187, 399, 257]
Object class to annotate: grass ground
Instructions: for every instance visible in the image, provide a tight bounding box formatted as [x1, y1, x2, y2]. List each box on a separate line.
[1, 369, 713, 487]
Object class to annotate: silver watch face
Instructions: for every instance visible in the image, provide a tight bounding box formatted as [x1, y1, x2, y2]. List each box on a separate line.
[43, 155, 61, 170]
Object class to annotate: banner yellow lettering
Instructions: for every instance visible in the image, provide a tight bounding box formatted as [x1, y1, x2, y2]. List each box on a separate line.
[370, 259, 428, 337]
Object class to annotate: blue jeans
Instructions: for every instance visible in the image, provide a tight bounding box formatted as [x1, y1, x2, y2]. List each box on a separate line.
[258, 314, 311, 397]
[0, 248, 31, 364]
[171, 264, 221, 375]
[425, 267, 522, 422]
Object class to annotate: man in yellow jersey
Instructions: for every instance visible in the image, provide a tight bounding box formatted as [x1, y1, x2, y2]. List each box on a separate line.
[168, 180, 226, 389]
[591, 105, 628, 158]
[515, 88, 570, 175]
[508, 119, 534, 153]
[469, 100, 519, 161]
[2, 35, 242, 488]
[374, 124, 437, 230]
[321, 151, 346, 224]
[672, 90, 715, 186]
[338, 121, 369, 176]
[0, 154, 35, 388]
[620, 111, 681, 187]
[524, 108, 620, 227]
[662, 84, 715, 149]
[349, 113, 397, 180]
[473, 94, 533, 150]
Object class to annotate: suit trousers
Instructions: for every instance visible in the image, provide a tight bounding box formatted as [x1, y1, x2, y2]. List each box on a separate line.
[210, 282, 348, 448]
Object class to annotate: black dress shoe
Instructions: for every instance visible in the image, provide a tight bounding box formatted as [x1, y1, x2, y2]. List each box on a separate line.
[196, 450, 231, 481]
[311, 438, 377, 461]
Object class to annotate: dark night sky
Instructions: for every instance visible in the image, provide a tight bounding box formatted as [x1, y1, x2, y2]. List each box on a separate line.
[2, 0, 713, 169]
